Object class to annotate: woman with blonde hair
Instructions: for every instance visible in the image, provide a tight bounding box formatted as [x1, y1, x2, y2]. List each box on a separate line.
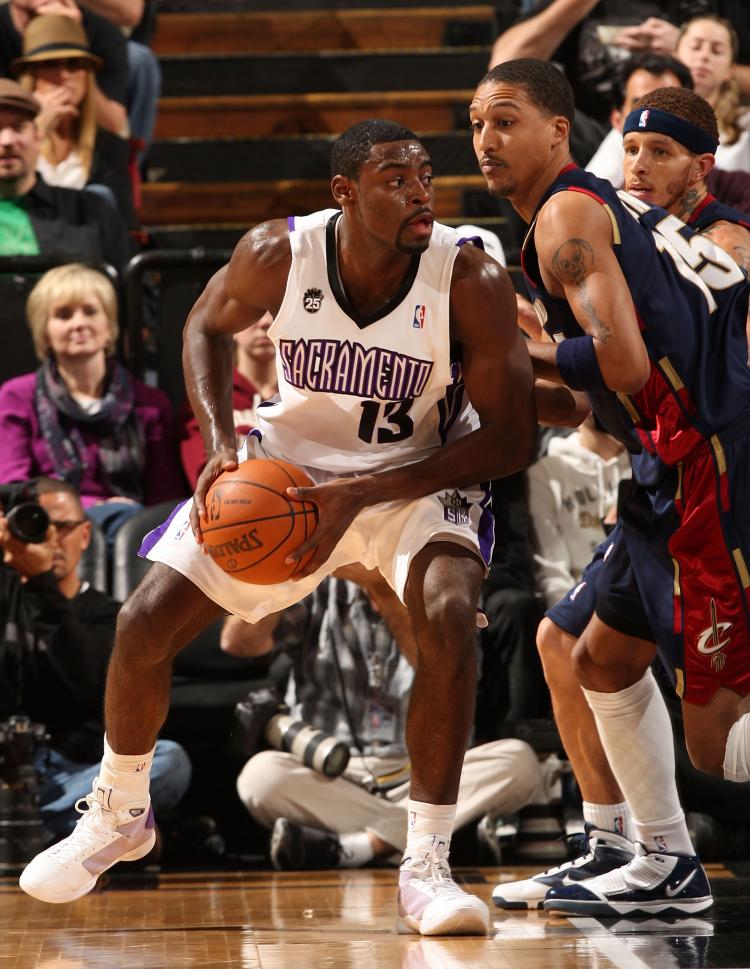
[0, 263, 185, 540]
[676, 14, 750, 173]
[13, 14, 136, 225]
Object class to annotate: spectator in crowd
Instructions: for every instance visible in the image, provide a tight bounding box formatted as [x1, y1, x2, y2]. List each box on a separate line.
[179, 312, 277, 490]
[676, 15, 750, 172]
[14, 15, 136, 225]
[488, 0, 703, 137]
[0, 476, 191, 838]
[528, 414, 631, 612]
[474, 471, 549, 740]
[0, 264, 185, 541]
[586, 52, 692, 188]
[77, 0, 161, 161]
[0, 78, 132, 270]
[0, 0, 129, 137]
[229, 564, 548, 870]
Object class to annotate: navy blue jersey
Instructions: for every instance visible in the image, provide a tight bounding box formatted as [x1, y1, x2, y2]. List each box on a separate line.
[688, 194, 750, 234]
[522, 166, 750, 485]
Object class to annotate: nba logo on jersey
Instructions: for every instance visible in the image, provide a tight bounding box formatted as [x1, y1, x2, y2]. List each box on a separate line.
[413, 304, 426, 328]
[638, 109, 650, 127]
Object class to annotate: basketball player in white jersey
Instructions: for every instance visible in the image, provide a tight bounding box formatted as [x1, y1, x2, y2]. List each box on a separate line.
[20, 120, 538, 935]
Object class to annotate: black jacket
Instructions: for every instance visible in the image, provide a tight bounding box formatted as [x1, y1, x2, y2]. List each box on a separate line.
[0, 564, 120, 763]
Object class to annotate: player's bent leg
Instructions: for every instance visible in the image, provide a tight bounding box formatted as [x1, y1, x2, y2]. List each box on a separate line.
[397, 542, 489, 936]
[494, 619, 635, 911]
[683, 688, 750, 778]
[544, 617, 711, 917]
[20, 566, 224, 904]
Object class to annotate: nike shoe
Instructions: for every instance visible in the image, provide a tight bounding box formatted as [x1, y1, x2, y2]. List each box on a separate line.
[542, 844, 713, 917]
[492, 824, 635, 910]
[270, 817, 342, 870]
[19, 779, 155, 904]
[397, 836, 489, 936]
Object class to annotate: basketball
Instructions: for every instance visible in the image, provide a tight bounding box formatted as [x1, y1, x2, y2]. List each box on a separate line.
[200, 458, 319, 584]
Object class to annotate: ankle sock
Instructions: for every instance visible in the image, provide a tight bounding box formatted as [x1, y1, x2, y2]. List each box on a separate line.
[403, 800, 456, 861]
[583, 800, 635, 842]
[100, 734, 154, 803]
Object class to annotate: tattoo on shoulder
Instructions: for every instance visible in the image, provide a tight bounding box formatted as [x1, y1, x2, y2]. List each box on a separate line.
[551, 238, 594, 285]
[731, 244, 750, 275]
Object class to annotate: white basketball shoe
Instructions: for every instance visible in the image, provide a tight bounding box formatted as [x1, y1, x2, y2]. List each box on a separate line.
[19, 778, 155, 904]
[397, 836, 489, 936]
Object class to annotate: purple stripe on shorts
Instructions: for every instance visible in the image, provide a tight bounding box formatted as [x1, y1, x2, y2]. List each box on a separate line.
[138, 499, 190, 559]
[477, 483, 494, 565]
[287, 215, 296, 232]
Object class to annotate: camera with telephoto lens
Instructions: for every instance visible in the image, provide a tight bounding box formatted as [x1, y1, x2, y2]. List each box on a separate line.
[0, 481, 50, 544]
[233, 685, 350, 779]
[0, 716, 48, 871]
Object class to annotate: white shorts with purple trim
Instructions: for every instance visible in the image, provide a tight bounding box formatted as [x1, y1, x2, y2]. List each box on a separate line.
[140, 433, 493, 623]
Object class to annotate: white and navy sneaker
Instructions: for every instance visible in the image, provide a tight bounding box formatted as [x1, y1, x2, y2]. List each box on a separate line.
[19, 779, 155, 904]
[492, 824, 635, 910]
[542, 844, 713, 917]
[397, 836, 489, 936]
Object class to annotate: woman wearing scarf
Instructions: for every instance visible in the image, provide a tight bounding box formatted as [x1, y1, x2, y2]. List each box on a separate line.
[0, 263, 185, 541]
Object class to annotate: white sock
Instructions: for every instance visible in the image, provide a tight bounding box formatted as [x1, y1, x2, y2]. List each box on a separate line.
[724, 713, 750, 781]
[338, 832, 374, 868]
[583, 800, 635, 842]
[403, 800, 456, 860]
[583, 670, 694, 856]
[99, 734, 154, 803]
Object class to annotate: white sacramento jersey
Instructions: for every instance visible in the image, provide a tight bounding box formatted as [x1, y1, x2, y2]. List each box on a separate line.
[255, 208, 480, 473]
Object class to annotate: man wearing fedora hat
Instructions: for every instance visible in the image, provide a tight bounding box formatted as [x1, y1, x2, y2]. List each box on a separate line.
[0, 75, 131, 269]
[0, 0, 128, 137]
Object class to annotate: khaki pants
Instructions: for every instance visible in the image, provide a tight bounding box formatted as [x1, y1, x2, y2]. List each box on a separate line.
[236, 739, 545, 852]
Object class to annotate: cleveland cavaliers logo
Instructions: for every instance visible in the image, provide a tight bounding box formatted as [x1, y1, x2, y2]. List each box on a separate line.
[696, 599, 731, 658]
[303, 288, 324, 313]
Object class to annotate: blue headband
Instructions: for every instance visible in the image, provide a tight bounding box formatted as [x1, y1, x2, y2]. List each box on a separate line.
[623, 107, 718, 155]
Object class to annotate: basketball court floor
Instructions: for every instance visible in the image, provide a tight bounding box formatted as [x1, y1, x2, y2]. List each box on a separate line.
[2, 863, 748, 968]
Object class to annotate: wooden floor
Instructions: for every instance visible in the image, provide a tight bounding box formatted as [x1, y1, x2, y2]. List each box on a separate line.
[0, 864, 744, 968]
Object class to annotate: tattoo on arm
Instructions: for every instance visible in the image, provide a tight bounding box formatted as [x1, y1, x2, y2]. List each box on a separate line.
[551, 237, 612, 342]
[731, 244, 750, 275]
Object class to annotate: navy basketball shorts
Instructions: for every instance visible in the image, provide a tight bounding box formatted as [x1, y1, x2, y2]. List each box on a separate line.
[546, 531, 616, 639]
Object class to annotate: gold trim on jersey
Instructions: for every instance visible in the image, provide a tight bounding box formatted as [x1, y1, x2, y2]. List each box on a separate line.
[732, 548, 750, 589]
[711, 435, 727, 476]
[658, 356, 684, 391]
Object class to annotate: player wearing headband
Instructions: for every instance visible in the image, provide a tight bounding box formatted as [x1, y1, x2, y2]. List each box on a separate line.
[469, 62, 750, 917]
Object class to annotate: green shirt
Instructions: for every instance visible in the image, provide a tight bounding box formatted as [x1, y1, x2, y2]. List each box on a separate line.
[0, 198, 40, 256]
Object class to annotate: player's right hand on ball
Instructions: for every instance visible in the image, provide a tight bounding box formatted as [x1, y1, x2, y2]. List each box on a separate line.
[191, 447, 239, 547]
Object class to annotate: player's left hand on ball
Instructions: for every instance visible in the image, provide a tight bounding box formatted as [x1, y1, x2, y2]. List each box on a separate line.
[284, 477, 368, 580]
[190, 446, 239, 546]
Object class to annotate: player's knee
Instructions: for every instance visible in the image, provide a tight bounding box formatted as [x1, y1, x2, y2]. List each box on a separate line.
[420, 584, 477, 646]
[537, 618, 570, 668]
[686, 739, 726, 778]
[115, 595, 167, 661]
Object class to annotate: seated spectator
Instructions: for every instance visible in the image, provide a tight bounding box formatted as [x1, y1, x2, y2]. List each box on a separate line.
[586, 52, 692, 188]
[0, 78, 132, 270]
[0, 264, 185, 541]
[488, 0, 700, 137]
[0, 0, 129, 138]
[230, 564, 548, 870]
[528, 414, 631, 611]
[676, 15, 750, 172]
[0, 476, 191, 839]
[475, 471, 549, 741]
[78, 0, 162, 161]
[14, 15, 136, 225]
[179, 312, 277, 490]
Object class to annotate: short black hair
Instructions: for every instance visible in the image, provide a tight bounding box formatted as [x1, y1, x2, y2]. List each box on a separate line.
[630, 86, 720, 144]
[612, 52, 693, 110]
[479, 58, 575, 123]
[330, 119, 421, 179]
[35, 476, 82, 505]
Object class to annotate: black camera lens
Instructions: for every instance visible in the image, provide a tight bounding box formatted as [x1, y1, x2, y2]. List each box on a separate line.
[6, 503, 50, 544]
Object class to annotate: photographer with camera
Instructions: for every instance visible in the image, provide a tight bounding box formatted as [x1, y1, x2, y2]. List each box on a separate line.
[0, 476, 191, 850]
[230, 563, 547, 870]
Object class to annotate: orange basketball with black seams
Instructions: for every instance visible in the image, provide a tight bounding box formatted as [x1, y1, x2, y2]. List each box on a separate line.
[200, 458, 318, 584]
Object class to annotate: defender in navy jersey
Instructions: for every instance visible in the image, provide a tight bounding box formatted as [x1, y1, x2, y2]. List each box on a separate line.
[20, 120, 538, 933]
[492, 86, 750, 914]
[470, 61, 750, 918]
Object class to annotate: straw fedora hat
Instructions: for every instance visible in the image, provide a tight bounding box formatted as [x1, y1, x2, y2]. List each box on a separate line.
[12, 15, 103, 74]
